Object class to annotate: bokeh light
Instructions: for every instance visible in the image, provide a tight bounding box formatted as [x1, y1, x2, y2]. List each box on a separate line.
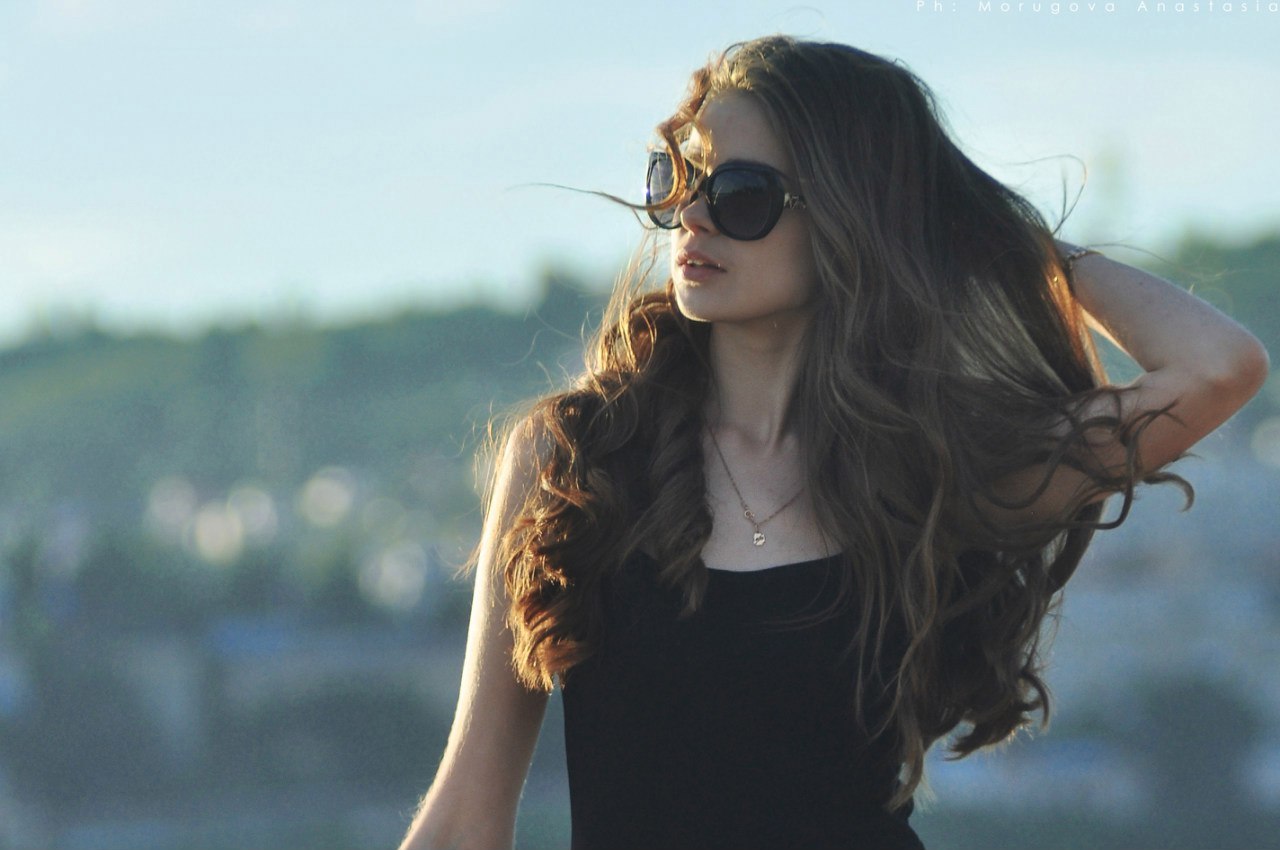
[358, 541, 429, 612]
[144, 476, 197, 541]
[1251, 417, 1280, 468]
[228, 483, 279, 545]
[187, 502, 244, 566]
[296, 466, 356, 528]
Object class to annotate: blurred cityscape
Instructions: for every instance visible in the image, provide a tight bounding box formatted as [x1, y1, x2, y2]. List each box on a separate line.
[0, 236, 1277, 850]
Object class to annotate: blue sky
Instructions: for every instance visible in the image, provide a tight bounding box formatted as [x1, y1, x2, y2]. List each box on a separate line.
[1, 0, 1277, 345]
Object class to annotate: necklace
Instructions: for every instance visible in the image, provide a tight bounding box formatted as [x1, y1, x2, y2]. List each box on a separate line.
[705, 426, 804, 547]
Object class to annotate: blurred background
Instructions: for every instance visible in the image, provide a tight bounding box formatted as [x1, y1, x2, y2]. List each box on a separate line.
[1, 2, 1278, 848]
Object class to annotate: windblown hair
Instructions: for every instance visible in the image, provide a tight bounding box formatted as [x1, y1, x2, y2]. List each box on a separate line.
[491, 36, 1188, 809]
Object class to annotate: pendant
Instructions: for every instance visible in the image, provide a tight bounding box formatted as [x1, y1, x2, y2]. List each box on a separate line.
[753, 531, 766, 547]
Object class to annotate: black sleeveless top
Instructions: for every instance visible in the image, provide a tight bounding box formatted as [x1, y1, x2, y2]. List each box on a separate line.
[560, 552, 925, 850]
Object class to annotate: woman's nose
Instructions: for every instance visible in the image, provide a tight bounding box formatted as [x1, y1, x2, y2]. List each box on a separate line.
[678, 191, 716, 234]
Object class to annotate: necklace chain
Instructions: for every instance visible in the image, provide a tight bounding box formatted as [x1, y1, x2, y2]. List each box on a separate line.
[705, 426, 804, 547]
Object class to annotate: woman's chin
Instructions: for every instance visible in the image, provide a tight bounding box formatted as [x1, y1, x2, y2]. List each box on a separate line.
[673, 284, 717, 324]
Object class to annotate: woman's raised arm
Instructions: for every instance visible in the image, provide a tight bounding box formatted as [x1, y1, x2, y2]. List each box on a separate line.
[1068, 245, 1269, 471]
[988, 245, 1270, 526]
[397, 426, 551, 850]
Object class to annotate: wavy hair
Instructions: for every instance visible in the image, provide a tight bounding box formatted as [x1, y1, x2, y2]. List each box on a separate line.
[489, 36, 1189, 810]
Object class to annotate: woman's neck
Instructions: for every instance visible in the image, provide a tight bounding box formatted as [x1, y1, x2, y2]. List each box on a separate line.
[705, 319, 808, 451]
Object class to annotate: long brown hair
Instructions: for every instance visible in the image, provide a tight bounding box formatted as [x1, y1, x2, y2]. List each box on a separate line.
[490, 36, 1187, 809]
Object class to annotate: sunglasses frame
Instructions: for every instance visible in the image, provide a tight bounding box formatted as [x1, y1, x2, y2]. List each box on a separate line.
[645, 150, 805, 242]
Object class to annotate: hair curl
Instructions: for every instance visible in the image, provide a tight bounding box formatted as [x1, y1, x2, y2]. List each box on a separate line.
[489, 36, 1189, 811]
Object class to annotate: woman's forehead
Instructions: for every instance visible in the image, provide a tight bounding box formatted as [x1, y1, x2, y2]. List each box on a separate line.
[684, 92, 791, 172]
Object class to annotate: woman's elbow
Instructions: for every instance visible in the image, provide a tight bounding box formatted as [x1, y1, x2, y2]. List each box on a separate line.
[1214, 332, 1270, 405]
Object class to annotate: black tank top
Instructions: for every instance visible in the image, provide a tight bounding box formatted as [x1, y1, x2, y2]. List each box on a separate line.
[560, 552, 925, 850]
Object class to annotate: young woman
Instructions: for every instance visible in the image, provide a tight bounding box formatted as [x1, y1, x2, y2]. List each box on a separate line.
[397, 36, 1269, 850]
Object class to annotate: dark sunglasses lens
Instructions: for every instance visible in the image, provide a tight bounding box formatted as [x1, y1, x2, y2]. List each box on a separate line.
[646, 154, 677, 228]
[708, 169, 778, 240]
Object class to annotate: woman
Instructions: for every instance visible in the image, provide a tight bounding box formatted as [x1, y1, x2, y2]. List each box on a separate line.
[398, 36, 1268, 850]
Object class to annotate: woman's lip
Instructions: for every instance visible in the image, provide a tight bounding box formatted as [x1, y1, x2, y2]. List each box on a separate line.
[678, 261, 724, 283]
[677, 249, 725, 270]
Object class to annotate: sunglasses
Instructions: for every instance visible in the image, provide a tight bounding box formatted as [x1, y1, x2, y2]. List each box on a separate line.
[645, 150, 806, 242]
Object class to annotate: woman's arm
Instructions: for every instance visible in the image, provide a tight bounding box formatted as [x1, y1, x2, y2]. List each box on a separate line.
[397, 427, 551, 850]
[988, 244, 1270, 524]
[1066, 243, 1269, 470]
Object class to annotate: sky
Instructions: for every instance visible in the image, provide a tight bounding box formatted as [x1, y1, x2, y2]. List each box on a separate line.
[1, 0, 1278, 345]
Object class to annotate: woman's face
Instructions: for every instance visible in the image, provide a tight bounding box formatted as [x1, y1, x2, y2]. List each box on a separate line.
[669, 92, 818, 330]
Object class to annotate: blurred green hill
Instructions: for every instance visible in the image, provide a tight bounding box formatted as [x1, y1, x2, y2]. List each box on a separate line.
[0, 270, 605, 537]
